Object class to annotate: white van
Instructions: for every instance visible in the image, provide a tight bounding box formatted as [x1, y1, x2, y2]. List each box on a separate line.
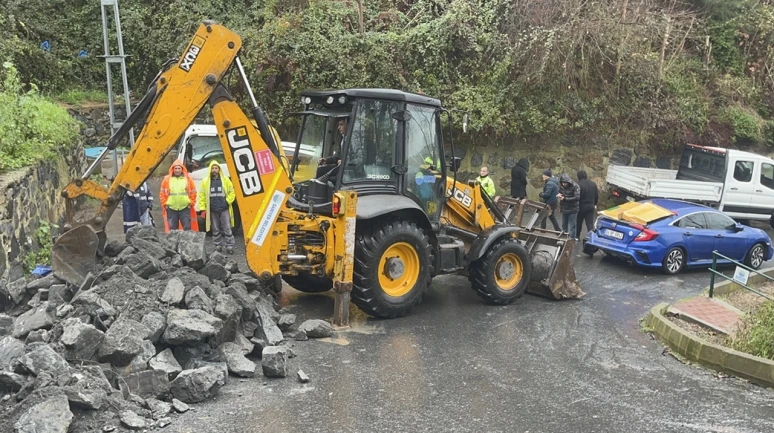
[174, 124, 300, 229]
[606, 144, 774, 227]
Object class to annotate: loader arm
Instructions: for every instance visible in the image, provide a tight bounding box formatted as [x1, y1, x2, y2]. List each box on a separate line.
[52, 23, 279, 285]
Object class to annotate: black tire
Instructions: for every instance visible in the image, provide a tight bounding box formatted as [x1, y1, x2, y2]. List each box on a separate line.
[745, 243, 767, 270]
[582, 241, 596, 258]
[469, 238, 532, 305]
[352, 220, 433, 319]
[282, 273, 333, 293]
[662, 247, 685, 275]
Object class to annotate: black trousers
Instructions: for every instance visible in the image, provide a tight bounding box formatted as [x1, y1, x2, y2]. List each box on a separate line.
[540, 203, 561, 231]
[577, 206, 595, 238]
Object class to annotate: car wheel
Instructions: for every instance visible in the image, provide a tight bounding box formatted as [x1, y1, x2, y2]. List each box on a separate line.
[745, 243, 766, 270]
[661, 247, 685, 275]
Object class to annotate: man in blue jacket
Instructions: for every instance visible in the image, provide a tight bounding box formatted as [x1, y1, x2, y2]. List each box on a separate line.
[538, 169, 561, 231]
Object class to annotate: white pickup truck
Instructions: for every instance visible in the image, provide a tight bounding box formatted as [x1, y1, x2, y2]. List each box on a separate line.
[606, 144, 774, 227]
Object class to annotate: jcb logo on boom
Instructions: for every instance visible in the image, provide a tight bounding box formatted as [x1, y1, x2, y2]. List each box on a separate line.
[179, 36, 205, 72]
[226, 127, 264, 196]
[448, 188, 472, 207]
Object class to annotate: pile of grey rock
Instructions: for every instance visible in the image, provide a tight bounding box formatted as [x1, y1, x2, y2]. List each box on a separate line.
[0, 226, 332, 432]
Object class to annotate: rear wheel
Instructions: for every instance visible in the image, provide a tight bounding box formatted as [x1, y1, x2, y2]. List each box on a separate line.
[662, 247, 685, 275]
[282, 273, 333, 293]
[469, 238, 531, 305]
[352, 220, 433, 318]
[745, 243, 766, 270]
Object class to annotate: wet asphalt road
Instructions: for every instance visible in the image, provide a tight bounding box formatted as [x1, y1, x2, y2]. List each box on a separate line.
[148, 217, 774, 433]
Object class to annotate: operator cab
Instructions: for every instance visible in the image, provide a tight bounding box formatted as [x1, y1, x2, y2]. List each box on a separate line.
[289, 89, 448, 222]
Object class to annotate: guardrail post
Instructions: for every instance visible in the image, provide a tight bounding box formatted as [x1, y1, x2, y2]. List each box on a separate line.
[709, 251, 717, 298]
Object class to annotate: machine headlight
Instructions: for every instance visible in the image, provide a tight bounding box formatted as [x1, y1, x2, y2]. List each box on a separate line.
[301, 96, 312, 105]
[338, 96, 346, 104]
[326, 96, 335, 104]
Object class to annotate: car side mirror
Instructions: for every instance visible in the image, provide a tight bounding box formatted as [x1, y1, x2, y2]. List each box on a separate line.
[732, 223, 744, 232]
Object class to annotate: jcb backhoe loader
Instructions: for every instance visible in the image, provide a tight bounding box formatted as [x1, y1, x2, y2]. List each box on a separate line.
[52, 22, 582, 326]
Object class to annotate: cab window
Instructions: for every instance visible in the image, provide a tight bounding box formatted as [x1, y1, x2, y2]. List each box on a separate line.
[761, 163, 774, 190]
[733, 160, 754, 183]
[342, 100, 398, 183]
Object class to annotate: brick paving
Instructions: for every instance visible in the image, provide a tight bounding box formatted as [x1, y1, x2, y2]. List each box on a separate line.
[669, 296, 742, 335]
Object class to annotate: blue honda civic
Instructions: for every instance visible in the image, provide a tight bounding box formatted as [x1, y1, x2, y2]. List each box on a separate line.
[582, 199, 773, 274]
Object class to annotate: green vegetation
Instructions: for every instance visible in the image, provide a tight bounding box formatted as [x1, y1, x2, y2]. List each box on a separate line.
[1, 0, 774, 149]
[22, 221, 55, 273]
[0, 62, 79, 173]
[729, 301, 774, 360]
[54, 88, 110, 105]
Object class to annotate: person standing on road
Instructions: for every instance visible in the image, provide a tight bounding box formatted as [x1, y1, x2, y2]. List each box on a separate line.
[160, 161, 199, 232]
[538, 169, 561, 231]
[198, 161, 236, 254]
[477, 166, 496, 198]
[576, 170, 599, 239]
[557, 173, 581, 239]
[121, 181, 154, 232]
[510, 158, 530, 199]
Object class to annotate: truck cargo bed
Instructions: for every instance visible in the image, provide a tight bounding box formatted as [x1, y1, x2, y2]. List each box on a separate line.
[606, 165, 723, 203]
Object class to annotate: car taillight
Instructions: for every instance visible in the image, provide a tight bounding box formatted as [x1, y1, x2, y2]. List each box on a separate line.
[612, 191, 620, 197]
[634, 228, 658, 242]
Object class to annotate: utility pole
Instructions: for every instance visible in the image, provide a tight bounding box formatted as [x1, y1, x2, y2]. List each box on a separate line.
[99, 0, 134, 179]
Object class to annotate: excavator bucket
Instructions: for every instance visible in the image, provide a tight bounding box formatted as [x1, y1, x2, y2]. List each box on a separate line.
[497, 197, 585, 299]
[51, 224, 101, 286]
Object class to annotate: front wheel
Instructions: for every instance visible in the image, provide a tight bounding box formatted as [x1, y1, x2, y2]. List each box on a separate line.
[469, 238, 531, 305]
[352, 220, 433, 318]
[745, 243, 766, 270]
[662, 247, 685, 275]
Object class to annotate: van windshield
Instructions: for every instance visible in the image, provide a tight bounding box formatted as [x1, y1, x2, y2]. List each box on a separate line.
[676, 149, 726, 183]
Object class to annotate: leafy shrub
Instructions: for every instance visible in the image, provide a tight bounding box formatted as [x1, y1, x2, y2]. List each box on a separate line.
[0, 62, 79, 173]
[720, 106, 763, 143]
[22, 222, 54, 273]
[729, 300, 774, 360]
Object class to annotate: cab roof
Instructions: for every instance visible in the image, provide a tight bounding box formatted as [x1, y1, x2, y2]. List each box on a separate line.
[301, 88, 442, 107]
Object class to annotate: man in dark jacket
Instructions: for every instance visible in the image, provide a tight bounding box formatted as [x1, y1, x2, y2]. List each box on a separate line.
[557, 173, 581, 239]
[510, 158, 530, 199]
[538, 169, 561, 231]
[576, 170, 599, 239]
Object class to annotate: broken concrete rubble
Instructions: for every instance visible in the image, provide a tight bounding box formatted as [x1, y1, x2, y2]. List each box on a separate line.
[0, 226, 319, 432]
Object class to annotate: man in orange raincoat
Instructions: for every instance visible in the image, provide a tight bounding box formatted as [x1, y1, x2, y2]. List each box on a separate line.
[159, 161, 199, 232]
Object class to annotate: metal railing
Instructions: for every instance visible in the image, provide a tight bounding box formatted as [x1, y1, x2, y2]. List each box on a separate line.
[709, 250, 774, 301]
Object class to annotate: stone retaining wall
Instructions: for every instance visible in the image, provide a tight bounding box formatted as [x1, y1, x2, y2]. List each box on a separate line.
[0, 141, 86, 286]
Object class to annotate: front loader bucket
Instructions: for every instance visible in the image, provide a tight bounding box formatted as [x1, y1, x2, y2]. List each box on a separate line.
[52, 224, 100, 286]
[496, 197, 584, 300]
[525, 238, 584, 299]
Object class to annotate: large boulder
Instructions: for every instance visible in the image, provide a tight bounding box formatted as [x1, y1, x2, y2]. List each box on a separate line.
[159, 277, 185, 306]
[213, 293, 242, 346]
[60, 319, 104, 361]
[14, 394, 73, 433]
[149, 348, 182, 379]
[261, 346, 288, 378]
[18, 344, 69, 377]
[0, 336, 25, 370]
[177, 231, 207, 269]
[169, 366, 225, 403]
[298, 319, 334, 338]
[123, 369, 170, 399]
[217, 342, 256, 378]
[12, 304, 55, 339]
[97, 318, 152, 366]
[70, 290, 116, 319]
[0, 313, 14, 336]
[162, 309, 222, 345]
[141, 311, 166, 343]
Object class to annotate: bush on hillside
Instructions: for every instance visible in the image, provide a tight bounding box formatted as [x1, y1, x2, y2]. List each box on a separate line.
[0, 62, 79, 173]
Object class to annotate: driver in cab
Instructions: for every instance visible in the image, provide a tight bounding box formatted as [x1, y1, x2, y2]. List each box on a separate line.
[316, 118, 347, 179]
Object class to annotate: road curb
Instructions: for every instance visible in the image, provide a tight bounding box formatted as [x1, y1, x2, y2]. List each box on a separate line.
[645, 302, 774, 388]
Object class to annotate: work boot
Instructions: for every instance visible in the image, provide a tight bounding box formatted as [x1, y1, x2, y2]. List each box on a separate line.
[216, 246, 223, 253]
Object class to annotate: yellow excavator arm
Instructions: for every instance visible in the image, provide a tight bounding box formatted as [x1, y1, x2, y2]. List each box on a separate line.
[52, 23, 356, 323]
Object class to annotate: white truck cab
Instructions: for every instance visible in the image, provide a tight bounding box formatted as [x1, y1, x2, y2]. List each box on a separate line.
[606, 144, 774, 227]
